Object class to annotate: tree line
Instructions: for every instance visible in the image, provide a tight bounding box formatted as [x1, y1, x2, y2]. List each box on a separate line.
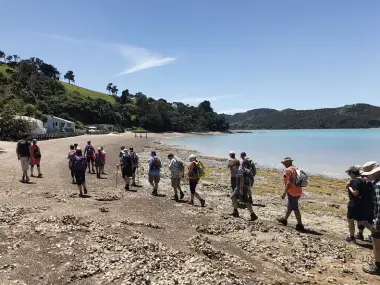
[0, 49, 229, 139]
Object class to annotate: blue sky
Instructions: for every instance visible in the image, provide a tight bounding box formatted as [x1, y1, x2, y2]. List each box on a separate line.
[1, 0, 379, 114]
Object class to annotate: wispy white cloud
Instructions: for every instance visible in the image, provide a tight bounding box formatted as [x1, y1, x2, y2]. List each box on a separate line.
[179, 94, 240, 104]
[35, 32, 86, 43]
[218, 108, 248, 115]
[35, 32, 176, 75]
[115, 44, 176, 75]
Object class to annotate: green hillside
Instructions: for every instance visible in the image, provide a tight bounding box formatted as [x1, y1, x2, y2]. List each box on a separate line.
[223, 104, 380, 129]
[0, 65, 115, 104]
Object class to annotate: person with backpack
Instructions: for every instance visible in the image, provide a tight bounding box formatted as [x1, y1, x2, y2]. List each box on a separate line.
[228, 151, 240, 192]
[94, 147, 105, 178]
[277, 157, 305, 231]
[148, 151, 162, 196]
[130, 147, 139, 186]
[361, 163, 380, 276]
[100, 146, 106, 174]
[231, 159, 258, 220]
[30, 139, 42, 178]
[72, 148, 88, 197]
[168, 153, 185, 201]
[187, 154, 205, 207]
[84, 141, 96, 174]
[118, 148, 133, 191]
[16, 134, 31, 183]
[240, 152, 256, 204]
[344, 165, 374, 243]
[67, 145, 76, 184]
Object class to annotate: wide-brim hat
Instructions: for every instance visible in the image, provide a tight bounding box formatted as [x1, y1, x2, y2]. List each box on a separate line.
[281, 157, 293, 164]
[345, 165, 362, 175]
[362, 161, 380, 176]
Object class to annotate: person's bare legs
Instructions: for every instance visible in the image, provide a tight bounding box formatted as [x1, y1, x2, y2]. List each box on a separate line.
[284, 209, 292, 221]
[37, 165, 42, 176]
[132, 173, 136, 185]
[348, 219, 355, 237]
[294, 210, 303, 225]
[30, 165, 34, 176]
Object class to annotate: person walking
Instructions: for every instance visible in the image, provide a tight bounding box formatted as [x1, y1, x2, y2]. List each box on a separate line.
[344, 165, 374, 243]
[95, 147, 105, 178]
[72, 148, 88, 197]
[148, 151, 162, 196]
[240, 152, 256, 203]
[130, 147, 139, 186]
[228, 151, 240, 193]
[100, 146, 106, 174]
[168, 153, 185, 201]
[84, 141, 96, 173]
[187, 154, 205, 207]
[231, 159, 258, 220]
[362, 163, 380, 275]
[29, 139, 42, 178]
[119, 148, 133, 191]
[16, 135, 31, 183]
[277, 157, 305, 231]
[67, 145, 76, 183]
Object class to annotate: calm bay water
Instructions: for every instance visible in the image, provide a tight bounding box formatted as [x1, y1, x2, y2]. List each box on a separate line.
[168, 129, 380, 178]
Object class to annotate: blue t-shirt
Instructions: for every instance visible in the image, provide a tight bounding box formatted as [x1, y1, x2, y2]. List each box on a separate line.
[148, 157, 162, 175]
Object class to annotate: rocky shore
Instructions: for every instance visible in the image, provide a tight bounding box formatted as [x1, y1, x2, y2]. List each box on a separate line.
[0, 133, 378, 284]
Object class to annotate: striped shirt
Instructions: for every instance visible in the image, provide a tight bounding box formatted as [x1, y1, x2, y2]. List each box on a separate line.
[374, 180, 380, 232]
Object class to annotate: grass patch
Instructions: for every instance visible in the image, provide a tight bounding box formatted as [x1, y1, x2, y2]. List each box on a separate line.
[0, 64, 12, 78]
[62, 82, 116, 104]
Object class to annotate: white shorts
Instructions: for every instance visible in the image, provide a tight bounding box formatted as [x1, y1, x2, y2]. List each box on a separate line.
[20, 157, 29, 172]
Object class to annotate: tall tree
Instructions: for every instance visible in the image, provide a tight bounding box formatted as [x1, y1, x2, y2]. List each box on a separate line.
[5, 55, 13, 63]
[106, 83, 113, 94]
[0, 50, 5, 62]
[111, 85, 118, 95]
[64, 70, 75, 84]
[13, 55, 20, 62]
[39, 63, 60, 80]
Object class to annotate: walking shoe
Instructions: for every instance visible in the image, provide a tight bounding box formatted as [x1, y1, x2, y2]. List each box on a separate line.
[79, 191, 84, 197]
[250, 213, 258, 221]
[188, 200, 194, 205]
[38, 173, 43, 178]
[26, 177, 30, 183]
[277, 217, 288, 226]
[179, 191, 184, 200]
[151, 190, 158, 196]
[355, 233, 364, 241]
[31, 174, 35, 177]
[125, 184, 130, 191]
[200, 199, 205, 207]
[232, 209, 239, 218]
[248, 197, 253, 204]
[21, 178, 25, 183]
[345, 236, 356, 243]
[132, 183, 138, 187]
[83, 188, 88, 195]
[362, 263, 380, 275]
[295, 224, 305, 231]
[174, 194, 179, 201]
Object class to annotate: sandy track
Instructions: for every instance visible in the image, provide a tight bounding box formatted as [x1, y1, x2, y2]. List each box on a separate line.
[0, 133, 379, 285]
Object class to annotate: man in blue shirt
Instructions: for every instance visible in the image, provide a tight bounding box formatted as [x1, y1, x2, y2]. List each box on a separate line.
[148, 151, 162, 196]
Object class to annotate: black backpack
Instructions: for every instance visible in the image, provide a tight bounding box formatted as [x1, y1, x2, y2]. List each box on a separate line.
[122, 154, 132, 170]
[246, 158, 257, 176]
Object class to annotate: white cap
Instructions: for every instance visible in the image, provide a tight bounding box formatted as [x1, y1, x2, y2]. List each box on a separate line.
[188, 154, 197, 161]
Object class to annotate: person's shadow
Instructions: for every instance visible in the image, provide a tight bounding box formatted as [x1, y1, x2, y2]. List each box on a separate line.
[296, 227, 323, 236]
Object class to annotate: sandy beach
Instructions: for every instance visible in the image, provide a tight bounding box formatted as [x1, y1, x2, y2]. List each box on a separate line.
[0, 132, 379, 285]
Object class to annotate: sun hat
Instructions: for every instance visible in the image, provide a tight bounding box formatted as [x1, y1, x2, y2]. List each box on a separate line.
[345, 165, 362, 175]
[229, 151, 235, 155]
[98, 147, 102, 151]
[189, 154, 197, 161]
[361, 161, 380, 176]
[281, 157, 293, 164]
[151, 151, 157, 157]
[241, 152, 247, 157]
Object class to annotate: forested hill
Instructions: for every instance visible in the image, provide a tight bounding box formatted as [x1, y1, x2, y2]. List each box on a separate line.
[222, 104, 380, 130]
[0, 49, 229, 134]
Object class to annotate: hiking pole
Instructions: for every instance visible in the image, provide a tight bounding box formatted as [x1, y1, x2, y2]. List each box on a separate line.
[116, 165, 119, 188]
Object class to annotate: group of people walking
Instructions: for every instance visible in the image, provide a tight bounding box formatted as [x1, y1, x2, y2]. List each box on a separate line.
[15, 137, 380, 276]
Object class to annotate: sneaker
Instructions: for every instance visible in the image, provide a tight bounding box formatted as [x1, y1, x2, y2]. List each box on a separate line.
[250, 213, 258, 221]
[83, 188, 88, 195]
[38, 173, 43, 178]
[232, 209, 239, 218]
[26, 177, 30, 183]
[31, 174, 35, 177]
[179, 191, 184, 200]
[296, 224, 305, 231]
[277, 217, 288, 226]
[200, 199, 205, 207]
[21, 178, 25, 183]
[151, 190, 158, 196]
[125, 184, 130, 191]
[355, 233, 364, 241]
[362, 263, 380, 275]
[248, 197, 253, 204]
[174, 194, 179, 201]
[188, 200, 194, 205]
[79, 191, 84, 197]
[345, 236, 356, 243]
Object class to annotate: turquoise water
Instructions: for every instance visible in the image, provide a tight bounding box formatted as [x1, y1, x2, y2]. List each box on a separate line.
[168, 129, 380, 178]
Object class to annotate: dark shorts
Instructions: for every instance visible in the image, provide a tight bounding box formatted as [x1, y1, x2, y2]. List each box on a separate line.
[287, 194, 300, 211]
[122, 168, 132, 178]
[149, 174, 160, 184]
[87, 156, 94, 163]
[231, 186, 250, 203]
[171, 178, 181, 188]
[74, 171, 86, 185]
[132, 167, 137, 174]
[189, 179, 199, 194]
[231, 177, 237, 190]
[347, 202, 373, 222]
